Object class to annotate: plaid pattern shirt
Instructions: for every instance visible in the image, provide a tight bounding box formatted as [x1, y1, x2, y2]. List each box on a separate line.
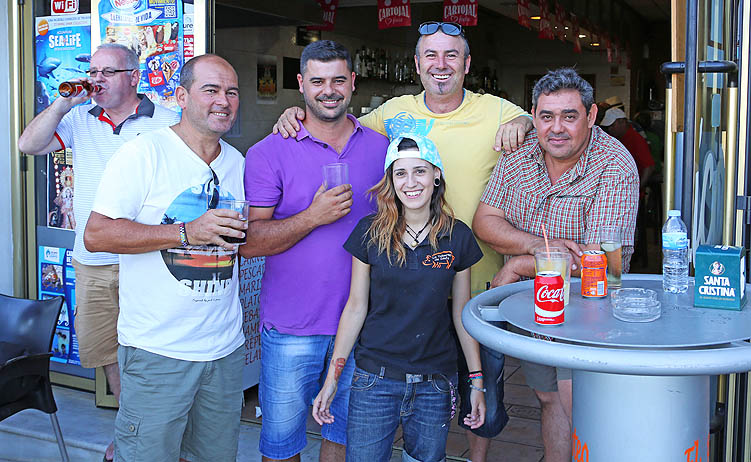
[481, 125, 639, 271]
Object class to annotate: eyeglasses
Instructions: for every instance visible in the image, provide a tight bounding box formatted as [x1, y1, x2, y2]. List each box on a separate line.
[85, 68, 135, 78]
[206, 167, 220, 210]
[418, 22, 463, 37]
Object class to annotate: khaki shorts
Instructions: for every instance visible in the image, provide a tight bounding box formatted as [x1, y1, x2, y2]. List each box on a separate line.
[72, 259, 119, 368]
[508, 324, 571, 392]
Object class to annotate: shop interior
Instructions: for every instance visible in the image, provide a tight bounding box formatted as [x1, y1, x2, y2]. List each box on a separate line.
[213, 0, 671, 275]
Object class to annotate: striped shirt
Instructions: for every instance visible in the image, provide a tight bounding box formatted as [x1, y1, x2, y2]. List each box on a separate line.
[54, 96, 180, 265]
[480, 125, 639, 271]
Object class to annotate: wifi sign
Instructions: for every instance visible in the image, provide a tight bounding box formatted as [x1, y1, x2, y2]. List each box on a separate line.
[51, 0, 78, 15]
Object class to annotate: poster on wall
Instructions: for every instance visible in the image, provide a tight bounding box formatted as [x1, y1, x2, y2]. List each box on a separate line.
[256, 55, 277, 104]
[39, 246, 80, 365]
[183, 2, 194, 61]
[98, 0, 183, 110]
[47, 149, 75, 231]
[239, 257, 264, 389]
[34, 14, 91, 114]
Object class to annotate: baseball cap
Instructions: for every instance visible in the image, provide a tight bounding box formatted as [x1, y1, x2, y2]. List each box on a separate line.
[605, 95, 624, 108]
[384, 133, 444, 174]
[600, 107, 627, 127]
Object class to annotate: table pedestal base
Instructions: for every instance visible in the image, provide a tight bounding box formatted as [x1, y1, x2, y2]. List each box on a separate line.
[572, 371, 709, 461]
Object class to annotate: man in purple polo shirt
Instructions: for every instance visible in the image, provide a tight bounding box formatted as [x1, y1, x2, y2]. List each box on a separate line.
[240, 41, 387, 462]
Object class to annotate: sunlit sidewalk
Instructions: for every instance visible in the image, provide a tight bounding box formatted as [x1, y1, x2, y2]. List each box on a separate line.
[0, 356, 544, 462]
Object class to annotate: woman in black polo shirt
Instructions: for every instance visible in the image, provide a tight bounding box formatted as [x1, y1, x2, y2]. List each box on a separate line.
[312, 133, 486, 462]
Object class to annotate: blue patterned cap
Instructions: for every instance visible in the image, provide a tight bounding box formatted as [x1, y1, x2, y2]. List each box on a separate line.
[384, 133, 444, 174]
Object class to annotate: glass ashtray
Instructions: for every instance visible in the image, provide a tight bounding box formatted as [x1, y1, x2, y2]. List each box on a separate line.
[611, 288, 661, 323]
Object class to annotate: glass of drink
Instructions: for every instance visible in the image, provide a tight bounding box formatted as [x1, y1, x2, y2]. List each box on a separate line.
[217, 199, 250, 244]
[322, 163, 349, 189]
[600, 226, 623, 289]
[534, 247, 572, 306]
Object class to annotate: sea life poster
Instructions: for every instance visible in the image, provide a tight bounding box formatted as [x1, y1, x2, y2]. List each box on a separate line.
[34, 14, 92, 114]
[99, 0, 183, 110]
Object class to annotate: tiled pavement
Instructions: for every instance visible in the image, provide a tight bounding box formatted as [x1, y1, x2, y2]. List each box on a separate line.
[241, 355, 545, 462]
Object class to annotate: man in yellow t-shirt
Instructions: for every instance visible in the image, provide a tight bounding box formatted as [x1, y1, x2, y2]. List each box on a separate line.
[358, 91, 528, 295]
[274, 22, 533, 462]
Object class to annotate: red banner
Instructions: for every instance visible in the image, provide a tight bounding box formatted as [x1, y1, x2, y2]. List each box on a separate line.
[538, 0, 554, 40]
[378, 0, 411, 30]
[308, 0, 338, 31]
[615, 39, 622, 65]
[571, 14, 581, 53]
[517, 0, 531, 29]
[443, 0, 478, 26]
[554, 1, 566, 41]
[603, 33, 612, 62]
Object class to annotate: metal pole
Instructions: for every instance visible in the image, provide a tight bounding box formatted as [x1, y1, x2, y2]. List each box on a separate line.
[682, 0, 699, 234]
[664, 83, 675, 215]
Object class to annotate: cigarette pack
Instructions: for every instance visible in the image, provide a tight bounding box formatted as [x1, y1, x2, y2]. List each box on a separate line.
[694, 245, 747, 310]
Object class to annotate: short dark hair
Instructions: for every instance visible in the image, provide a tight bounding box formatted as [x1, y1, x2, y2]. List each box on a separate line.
[532, 68, 595, 114]
[180, 53, 226, 90]
[397, 137, 418, 151]
[300, 40, 352, 75]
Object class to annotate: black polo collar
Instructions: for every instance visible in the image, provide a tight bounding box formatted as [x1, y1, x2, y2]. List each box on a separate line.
[87, 94, 156, 135]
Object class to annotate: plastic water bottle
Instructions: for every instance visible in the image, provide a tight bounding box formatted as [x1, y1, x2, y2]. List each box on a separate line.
[662, 210, 689, 293]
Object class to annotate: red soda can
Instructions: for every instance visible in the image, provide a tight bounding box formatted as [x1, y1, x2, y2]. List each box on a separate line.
[534, 271, 565, 325]
[581, 250, 607, 298]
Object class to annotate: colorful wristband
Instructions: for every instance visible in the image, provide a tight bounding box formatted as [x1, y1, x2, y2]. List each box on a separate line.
[178, 222, 189, 247]
[469, 384, 487, 393]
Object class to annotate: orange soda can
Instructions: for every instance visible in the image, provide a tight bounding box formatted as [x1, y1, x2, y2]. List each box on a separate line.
[581, 250, 607, 298]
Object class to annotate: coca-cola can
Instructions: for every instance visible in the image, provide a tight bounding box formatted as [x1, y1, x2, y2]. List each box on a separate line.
[534, 271, 565, 325]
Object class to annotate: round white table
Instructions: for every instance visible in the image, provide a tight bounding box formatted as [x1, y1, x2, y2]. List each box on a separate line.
[462, 274, 751, 461]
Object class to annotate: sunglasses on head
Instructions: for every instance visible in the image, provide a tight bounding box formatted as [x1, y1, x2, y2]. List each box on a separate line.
[206, 167, 220, 210]
[418, 22, 463, 37]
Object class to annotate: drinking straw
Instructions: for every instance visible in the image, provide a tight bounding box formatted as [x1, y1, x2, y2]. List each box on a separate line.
[542, 224, 550, 254]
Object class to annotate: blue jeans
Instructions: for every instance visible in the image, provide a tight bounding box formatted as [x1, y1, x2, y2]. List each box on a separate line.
[346, 366, 457, 462]
[258, 328, 354, 460]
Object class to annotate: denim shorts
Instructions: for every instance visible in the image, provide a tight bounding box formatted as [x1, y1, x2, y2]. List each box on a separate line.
[258, 328, 354, 460]
[115, 345, 244, 462]
[346, 366, 457, 462]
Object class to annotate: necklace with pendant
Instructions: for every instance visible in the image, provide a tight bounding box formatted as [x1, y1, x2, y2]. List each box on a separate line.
[405, 221, 430, 248]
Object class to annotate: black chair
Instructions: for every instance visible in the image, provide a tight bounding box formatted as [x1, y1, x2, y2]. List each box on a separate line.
[0, 294, 70, 462]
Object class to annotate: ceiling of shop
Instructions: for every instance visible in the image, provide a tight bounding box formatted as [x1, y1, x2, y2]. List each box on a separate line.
[337, 0, 671, 23]
[620, 0, 671, 21]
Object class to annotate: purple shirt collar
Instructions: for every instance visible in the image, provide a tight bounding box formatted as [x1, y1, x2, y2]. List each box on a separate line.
[295, 113, 363, 143]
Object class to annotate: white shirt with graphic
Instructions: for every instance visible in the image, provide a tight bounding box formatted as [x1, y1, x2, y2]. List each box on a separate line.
[92, 127, 245, 362]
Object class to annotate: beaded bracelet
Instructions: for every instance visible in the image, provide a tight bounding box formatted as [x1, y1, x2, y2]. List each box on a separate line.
[469, 384, 487, 393]
[468, 371, 483, 381]
[178, 222, 190, 247]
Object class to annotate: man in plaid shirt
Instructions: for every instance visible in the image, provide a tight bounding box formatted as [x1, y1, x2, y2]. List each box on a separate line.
[473, 68, 638, 462]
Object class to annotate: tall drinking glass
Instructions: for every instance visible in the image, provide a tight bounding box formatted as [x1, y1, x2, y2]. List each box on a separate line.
[534, 247, 572, 306]
[600, 227, 623, 289]
[322, 163, 349, 189]
[217, 199, 250, 244]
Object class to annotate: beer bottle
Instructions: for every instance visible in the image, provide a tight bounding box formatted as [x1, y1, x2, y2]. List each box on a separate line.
[58, 81, 101, 98]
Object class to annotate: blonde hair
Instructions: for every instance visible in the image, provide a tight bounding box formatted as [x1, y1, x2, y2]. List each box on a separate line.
[367, 165, 455, 267]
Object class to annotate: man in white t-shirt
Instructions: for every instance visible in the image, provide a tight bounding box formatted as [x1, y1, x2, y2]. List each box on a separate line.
[17, 43, 179, 462]
[83, 54, 247, 461]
